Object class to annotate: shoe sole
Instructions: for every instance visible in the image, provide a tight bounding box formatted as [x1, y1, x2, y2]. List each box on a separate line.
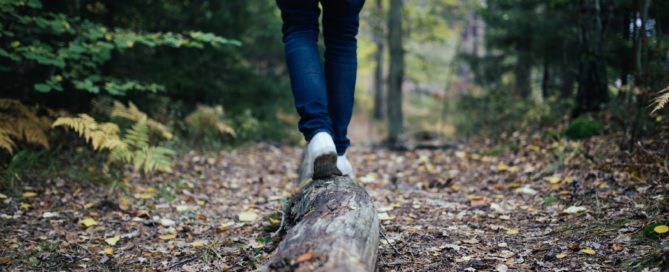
[312, 152, 341, 179]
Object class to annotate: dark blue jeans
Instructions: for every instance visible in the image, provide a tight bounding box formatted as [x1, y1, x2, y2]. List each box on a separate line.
[276, 0, 365, 155]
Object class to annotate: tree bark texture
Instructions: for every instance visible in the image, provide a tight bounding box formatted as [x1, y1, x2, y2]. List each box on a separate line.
[265, 176, 380, 272]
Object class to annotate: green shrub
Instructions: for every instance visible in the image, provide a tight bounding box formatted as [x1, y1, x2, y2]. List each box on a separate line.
[562, 116, 603, 140]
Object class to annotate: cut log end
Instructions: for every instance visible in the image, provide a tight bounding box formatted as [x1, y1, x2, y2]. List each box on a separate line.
[265, 176, 380, 272]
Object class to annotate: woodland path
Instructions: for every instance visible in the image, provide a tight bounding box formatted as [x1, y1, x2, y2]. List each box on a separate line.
[1, 133, 666, 271]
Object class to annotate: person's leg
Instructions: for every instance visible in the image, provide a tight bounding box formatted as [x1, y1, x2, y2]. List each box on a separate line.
[276, 0, 334, 141]
[321, 0, 365, 155]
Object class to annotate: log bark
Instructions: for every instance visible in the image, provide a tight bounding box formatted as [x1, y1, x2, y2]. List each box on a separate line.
[265, 176, 379, 272]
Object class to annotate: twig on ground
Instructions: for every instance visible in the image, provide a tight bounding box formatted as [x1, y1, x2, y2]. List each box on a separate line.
[380, 224, 401, 256]
[167, 253, 201, 270]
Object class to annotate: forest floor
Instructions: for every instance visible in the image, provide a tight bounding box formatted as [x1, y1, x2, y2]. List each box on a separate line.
[1, 130, 668, 271]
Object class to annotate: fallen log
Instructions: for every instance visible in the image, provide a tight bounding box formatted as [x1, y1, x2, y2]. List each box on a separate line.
[265, 175, 379, 272]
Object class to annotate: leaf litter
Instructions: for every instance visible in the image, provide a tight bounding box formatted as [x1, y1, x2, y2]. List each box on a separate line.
[0, 132, 668, 271]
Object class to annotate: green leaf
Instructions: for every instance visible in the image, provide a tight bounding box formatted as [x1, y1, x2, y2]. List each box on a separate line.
[34, 83, 51, 93]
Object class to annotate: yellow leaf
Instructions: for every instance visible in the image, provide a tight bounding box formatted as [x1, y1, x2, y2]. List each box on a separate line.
[105, 235, 120, 246]
[80, 217, 99, 227]
[0, 193, 6, 199]
[496, 163, 509, 171]
[158, 233, 176, 240]
[146, 187, 157, 193]
[119, 196, 130, 211]
[20, 203, 31, 209]
[85, 202, 95, 209]
[190, 240, 207, 247]
[22, 192, 37, 198]
[546, 175, 561, 184]
[238, 210, 258, 222]
[126, 40, 134, 48]
[506, 228, 519, 235]
[580, 248, 596, 255]
[196, 200, 206, 206]
[556, 252, 568, 259]
[134, 193, 154, 200]
[103, 247, 113, 255]
[654, 225, 669, 234]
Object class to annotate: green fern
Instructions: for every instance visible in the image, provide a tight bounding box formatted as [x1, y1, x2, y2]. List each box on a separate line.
[55, 105, 174, 175]
[108, 118, 174, 174]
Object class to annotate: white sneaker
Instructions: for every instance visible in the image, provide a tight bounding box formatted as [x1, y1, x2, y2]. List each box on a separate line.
[337, 153, 354, 179]
[298, 132, 340, 182]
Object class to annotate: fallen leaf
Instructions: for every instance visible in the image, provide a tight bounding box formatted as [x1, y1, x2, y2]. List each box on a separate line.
[496, 264, 508, 272]
[103, 248, 113, 255]
[40, 212, 58, 218]
[562, 206, 587, 214]
[580, 248, 596, 255]
[159, 218, 176, 227]
[134, 193, 154, 200]
[556, 252, 568, 259]
[514, 186, 537, 195]
[190, 240, 208, 247]
[158, 233, 176, 240]
[80, 217, 99, 227]
[20, 203, 31, 209]
[182, 264, 197, 272]
[378, 212, 393, 221]
[654, 225, 669, 234]
[296, 252, 314, 263]
[0, 193, 7, 199]
[119, 196, 130, 211]
[546, 175, 561, 184]
[105, 235, 120, 246]
[611, 243, 623, 251]
[506, 228, 519, 235]
[22, 192, 37, 198]
[496, 163, 509, 171]
[238, 210, 258, 222]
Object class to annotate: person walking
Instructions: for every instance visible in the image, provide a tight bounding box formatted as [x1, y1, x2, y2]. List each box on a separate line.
[276, 0, 365, 181]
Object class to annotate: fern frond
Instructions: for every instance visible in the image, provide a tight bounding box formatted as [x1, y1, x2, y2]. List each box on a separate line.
[184, 104, 236, 138]
[52, 114, 126, 150]
[650, 86, 669, 115]
[0, 129, 16, 154]
[0, 99, 51, 149]
[139, 146, 174, 174]
[111, 101, 173, 139]
[123, 119, 150, 149]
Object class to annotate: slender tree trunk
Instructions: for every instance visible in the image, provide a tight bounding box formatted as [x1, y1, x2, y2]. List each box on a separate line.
[514, 51, 532, 98]
[372, 0, 385, 120]
[541, 57, 550, 98]
[386, 0, 404, 145]
[575, 0, 609, 115]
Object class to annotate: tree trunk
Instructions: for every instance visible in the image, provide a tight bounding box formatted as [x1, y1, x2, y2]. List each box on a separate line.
[541, 57, 551, 98]
[514, 51, 532, 98]
[372, 0, 385, 120]
[575, 0, 609, 115]
[387, 0, 404, 145]
[264, 176, 380, 272]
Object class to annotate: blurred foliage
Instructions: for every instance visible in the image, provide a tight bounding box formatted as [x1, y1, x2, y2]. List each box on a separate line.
[1, 0, 295, 161]
[0, 99, 52, 153]
[462, 0, 669, 141]
[183, 105, 236, 146]
[453, 91, 570, 137]
[562, 116, 603, 140]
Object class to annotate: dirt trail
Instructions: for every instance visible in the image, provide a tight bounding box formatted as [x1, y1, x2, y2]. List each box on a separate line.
[0, 135, 667, 271]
